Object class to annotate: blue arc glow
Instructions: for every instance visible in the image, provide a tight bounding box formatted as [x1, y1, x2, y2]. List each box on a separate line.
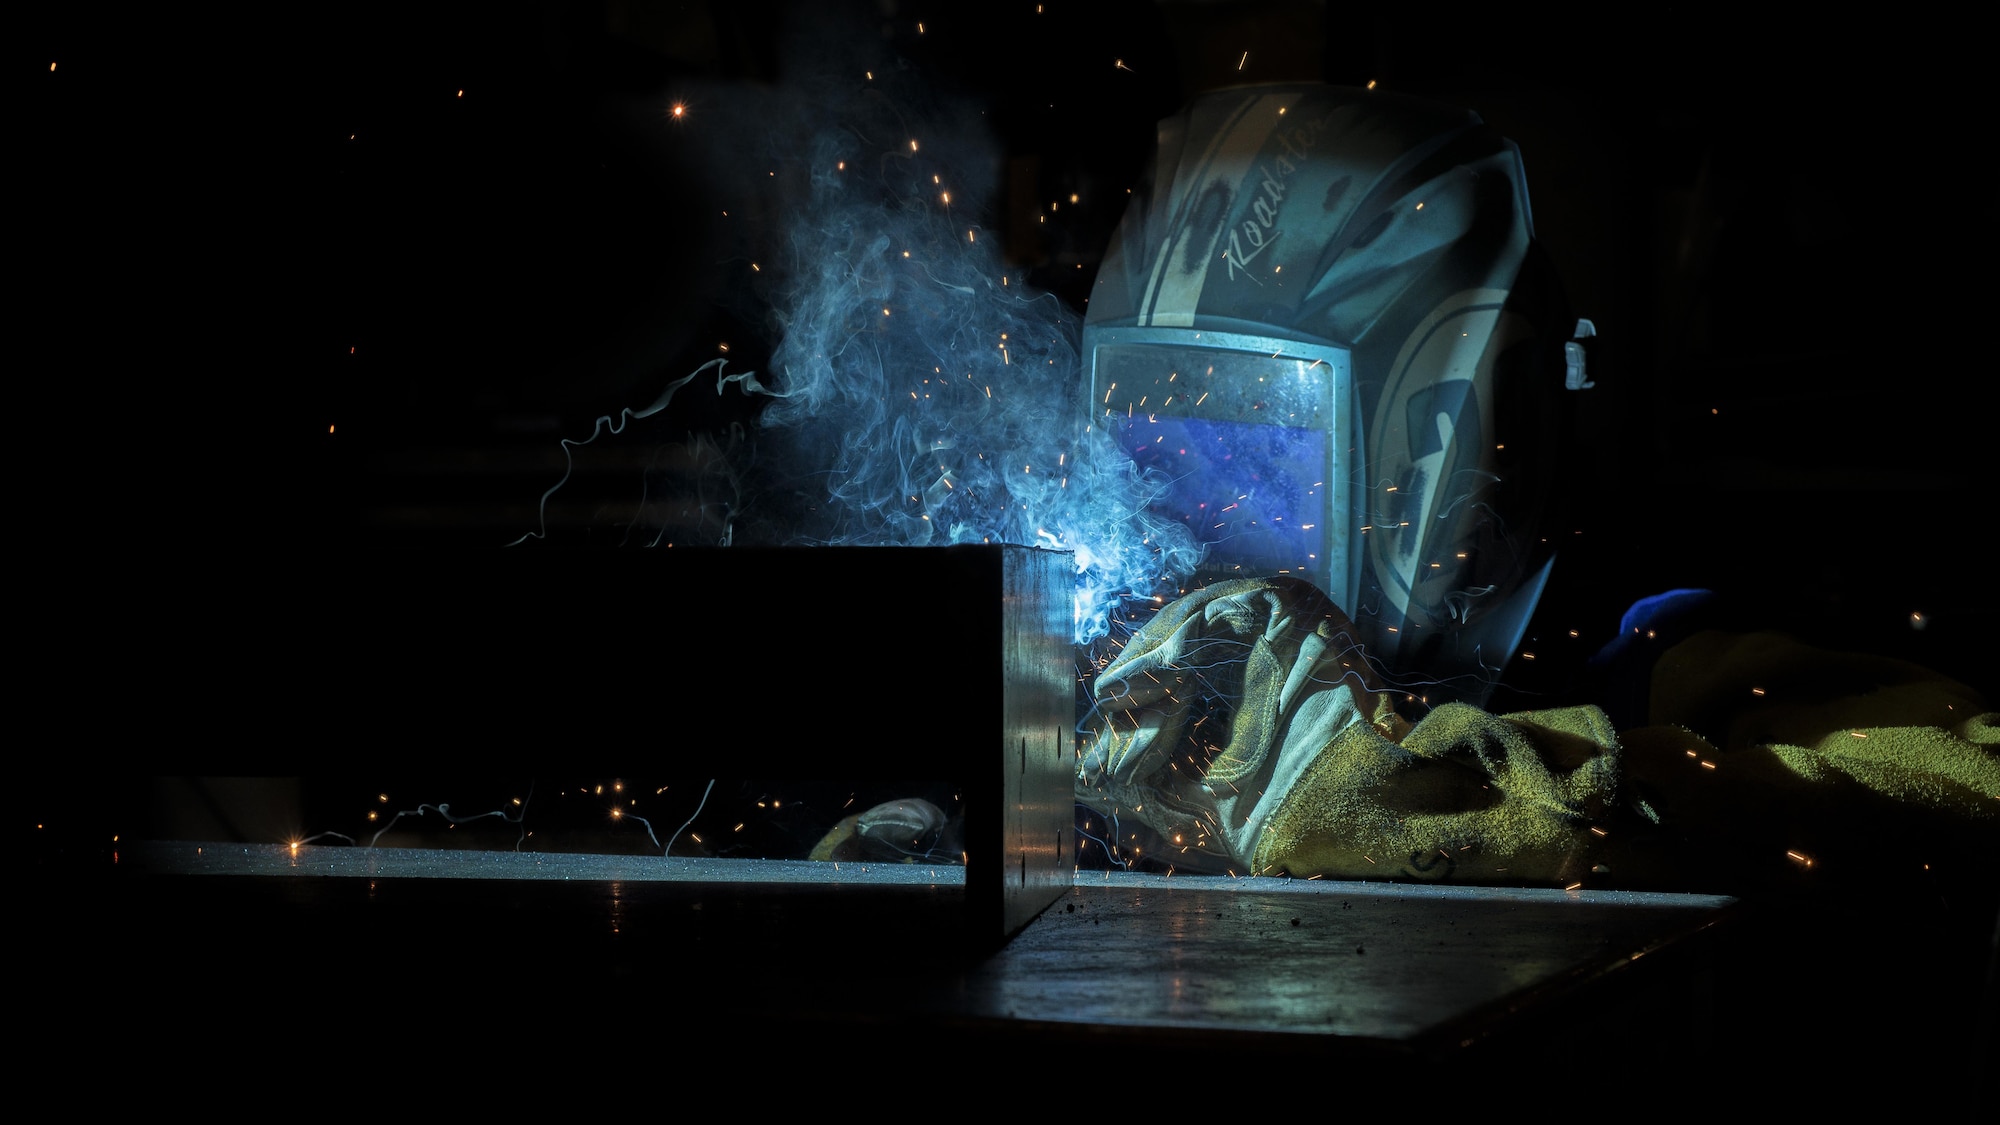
[517, 40, 1201, 644]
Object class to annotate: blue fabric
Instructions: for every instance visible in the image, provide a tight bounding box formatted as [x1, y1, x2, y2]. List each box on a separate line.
[1586, 588, 1721, 729]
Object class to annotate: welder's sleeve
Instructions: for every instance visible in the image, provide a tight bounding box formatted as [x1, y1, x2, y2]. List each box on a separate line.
[1252, 701, 1625, 884]
[1076, 579, 1998, 890]
[1077, 576, 1628, 883]
[1605, 629, 2000, 886]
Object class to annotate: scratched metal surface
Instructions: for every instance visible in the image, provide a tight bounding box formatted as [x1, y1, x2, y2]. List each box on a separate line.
[958, 875, 1734, 1045]
[73, 845, 1732, 1066]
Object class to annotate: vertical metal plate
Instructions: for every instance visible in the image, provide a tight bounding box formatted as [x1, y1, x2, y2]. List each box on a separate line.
[998, 544, 1075, 940]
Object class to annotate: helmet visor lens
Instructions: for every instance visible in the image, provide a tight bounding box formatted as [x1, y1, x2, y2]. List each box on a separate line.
[1090, 330, 1359, 607]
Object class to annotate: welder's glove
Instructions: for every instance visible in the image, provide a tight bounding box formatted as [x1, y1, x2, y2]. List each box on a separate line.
[809, 798, 960, 864]
[1077, 578, 1999, 890]
[1077, 576, 1626, 884]
[1077, 577, 1405, 871]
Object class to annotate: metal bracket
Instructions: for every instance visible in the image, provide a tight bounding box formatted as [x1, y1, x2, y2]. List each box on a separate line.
[1564, 318, 1597, 391]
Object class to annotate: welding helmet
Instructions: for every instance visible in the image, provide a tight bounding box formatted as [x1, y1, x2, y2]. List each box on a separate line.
[1083, 83, 1591, 707]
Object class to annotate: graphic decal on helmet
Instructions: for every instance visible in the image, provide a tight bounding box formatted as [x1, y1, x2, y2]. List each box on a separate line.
[1086, 83, 1586, 707]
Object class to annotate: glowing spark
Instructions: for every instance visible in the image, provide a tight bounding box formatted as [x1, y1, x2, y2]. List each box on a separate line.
[671, 103, 685, 119]
[1114, 59, 1132, 71]
[909, 139, 919, 151]
[1238, 51, 1248, 70]
[1367, 79, 1377, 89]
[1786, 850, 1814, 867]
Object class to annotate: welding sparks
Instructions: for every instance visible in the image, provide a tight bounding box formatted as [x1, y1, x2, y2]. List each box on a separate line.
[512, 26, 1203, 644]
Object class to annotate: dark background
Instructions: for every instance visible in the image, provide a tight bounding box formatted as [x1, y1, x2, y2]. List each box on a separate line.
[16, 8, 1996, 1086]
[20, 3, 1991, 826]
